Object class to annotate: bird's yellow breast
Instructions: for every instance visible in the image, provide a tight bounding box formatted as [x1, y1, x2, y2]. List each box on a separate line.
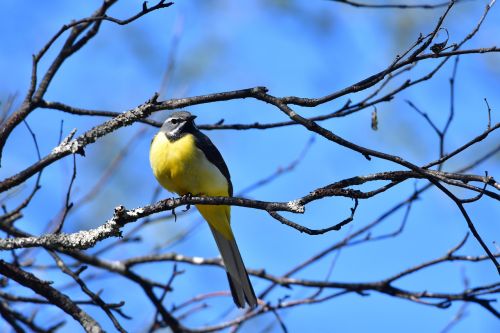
[149, 132, 229, 197]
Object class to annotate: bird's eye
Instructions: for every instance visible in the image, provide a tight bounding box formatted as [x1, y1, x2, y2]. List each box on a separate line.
[170, 118, 179, 125]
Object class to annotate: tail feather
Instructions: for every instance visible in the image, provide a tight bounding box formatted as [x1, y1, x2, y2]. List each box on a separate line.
[209, 225, 257, 308]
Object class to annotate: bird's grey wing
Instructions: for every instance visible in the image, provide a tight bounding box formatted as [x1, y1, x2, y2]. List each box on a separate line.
[193, 129, 233, 196]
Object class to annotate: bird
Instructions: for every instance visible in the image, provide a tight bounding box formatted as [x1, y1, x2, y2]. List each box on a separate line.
[149, 111, 257, 308]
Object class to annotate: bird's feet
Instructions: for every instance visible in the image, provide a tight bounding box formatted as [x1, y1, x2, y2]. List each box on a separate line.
[181, 192, 193, 212]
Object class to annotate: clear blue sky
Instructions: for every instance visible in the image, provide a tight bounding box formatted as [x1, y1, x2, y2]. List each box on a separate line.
[1, 1, 499, 332]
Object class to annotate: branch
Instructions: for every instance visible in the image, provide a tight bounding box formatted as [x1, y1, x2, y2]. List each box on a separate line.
[0, 299, 64, 333]
[0, 195, 304, 250]
[0, 225, 186, 332]
[330, 0, 455, 9]
[0, 260, 102, 333]
[268, 199, 358, 235]
[48, 251, 128, 332]
[1, 87, 271, 193]
[2, 166, 497, 251]
[250, 90, 500, 272]
[0, 94, 161, 193]
[0, 1, 118, 162]
[0, 0, 173, 164]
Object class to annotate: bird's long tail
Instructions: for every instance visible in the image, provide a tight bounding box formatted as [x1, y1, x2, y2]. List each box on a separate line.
[208, 224, 257, 308]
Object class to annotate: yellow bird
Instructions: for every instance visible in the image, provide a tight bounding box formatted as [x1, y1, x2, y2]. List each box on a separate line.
[149, 111, 257, 308]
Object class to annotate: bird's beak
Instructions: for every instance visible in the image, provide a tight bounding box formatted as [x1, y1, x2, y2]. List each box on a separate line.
[188, 115, 197, 121]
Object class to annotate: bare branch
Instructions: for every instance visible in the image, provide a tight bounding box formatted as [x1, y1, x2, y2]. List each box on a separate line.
[330, 0, 455, 9]
[48, 251, 127, 332]
[0, 260, 102, 333]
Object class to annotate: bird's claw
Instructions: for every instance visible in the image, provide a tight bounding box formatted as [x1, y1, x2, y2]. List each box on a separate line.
[182, 193, 193, 212]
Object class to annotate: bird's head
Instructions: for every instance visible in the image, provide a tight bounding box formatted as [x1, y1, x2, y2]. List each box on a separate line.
[161, 111, 197, 140]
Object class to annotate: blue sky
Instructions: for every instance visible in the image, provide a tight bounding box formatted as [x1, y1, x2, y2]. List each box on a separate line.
[1, 1, 499, 332]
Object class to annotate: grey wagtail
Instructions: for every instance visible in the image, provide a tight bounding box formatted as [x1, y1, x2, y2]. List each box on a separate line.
[149, 111, 257, 308]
